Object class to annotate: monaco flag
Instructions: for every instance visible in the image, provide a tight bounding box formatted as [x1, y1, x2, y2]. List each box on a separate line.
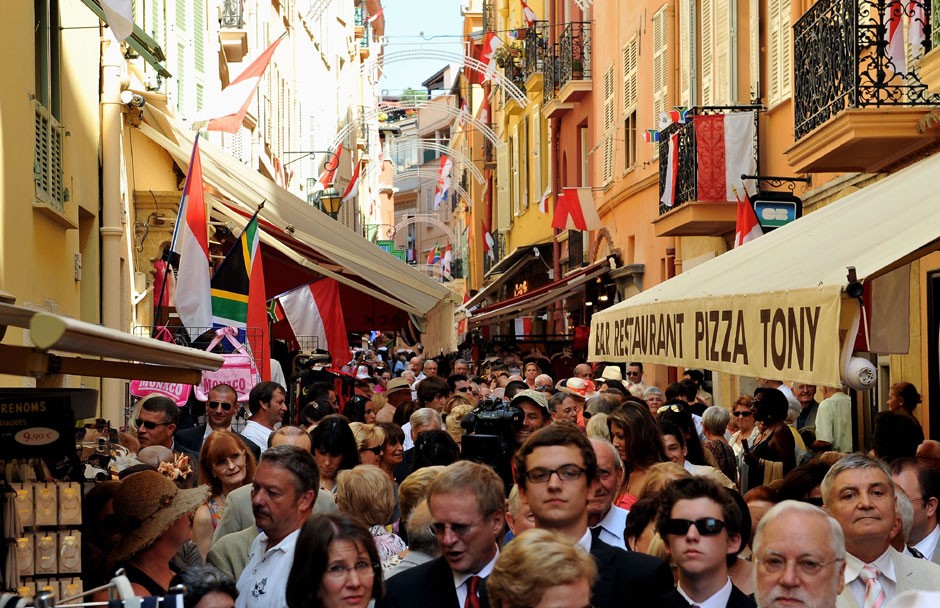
[885, 1, 906, 73]
[552, 187, 602, 231]
[520, 0, 538, 26]
[661, 132, 679, 207]
[341, 160, 362, 202]
[734, 195, 763, 248]
[200, 36, 284, 133]
[694, 111, 757, 202]
[482, 221, 496, 261]
[433, 155, 453, 210]
[476, 32, 504, 83]
[171, 136, 212, 331]
[277, 279, 350, 370]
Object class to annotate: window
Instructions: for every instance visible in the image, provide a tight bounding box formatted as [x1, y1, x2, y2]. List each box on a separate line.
[511, 124, 521, 217]
[652, 6, 669, 159]
[768, 0, 792, 105]
[34, 0, 64, 214]
[678, 0, 693, 106]
[701, 0, 736, 105]
[532, 104, 542, 199]
[496, 143, 510, 230]
[602, 65, 616, 186]
[624, 111, 637, 172]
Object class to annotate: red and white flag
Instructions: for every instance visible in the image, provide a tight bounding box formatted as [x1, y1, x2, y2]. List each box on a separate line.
[885, 1, 906, 73]
[341, 160, 362, 202]
[433, 155, 453, 210]
[694, 111, 756, 202]
[442, 243, 453, 276]
[171, 136, 213, 330]
[482, 221, 496, 261]
[277, 278, 351, 370]
[552, 187, 602, 231]
[202, 36, 285, 133]
[312, 143, 344, 192]
[520, 0, 538, 26]
[538, 185, 551, 214]
[476, 32, 504, 83]
[911, 1, 927, 60]
[734, 194, 763, 248]
[460, 99, 469, 128]
[660, 131, 679, 208]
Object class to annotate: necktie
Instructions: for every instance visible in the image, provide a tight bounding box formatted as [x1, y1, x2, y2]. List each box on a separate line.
[859, 564, 886, 608]
[464, 576, 482, 608]
[908, 546, 925, 559]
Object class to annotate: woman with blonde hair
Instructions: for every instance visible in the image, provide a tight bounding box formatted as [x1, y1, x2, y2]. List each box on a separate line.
[635, 461, 690, 499]
[585, 413, 610, 441]
[192, 431, 256, 560]
[336, 465, 406, 561]
[487, 528, 597, 608]
[445, 403, 475, 446]
[349, 422, 386, 467]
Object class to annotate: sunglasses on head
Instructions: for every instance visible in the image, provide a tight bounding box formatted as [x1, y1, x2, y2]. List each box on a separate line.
[136, 418, 170, 430]
[660, 517, 727, 536]
[208, 401, 234, 411]
[733, 411, 753, 417]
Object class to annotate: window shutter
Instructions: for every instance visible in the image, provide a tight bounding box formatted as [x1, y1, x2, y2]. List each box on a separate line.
[768, 0, 781, 103]
[701, 0, 714, 105]
[520, 117, 529, 211]
[749, 0, 760, 102]
[193, 0, 207, 113]
[779, 0, 792, 99]
[33, 102, 64, 212]
[679, 0, 692, 106]
[603, 66, 616, 186]
[512, 124, 520, 217]
[652, 7, 668, 158]
[532, 103, 542, 200]
[715, 0, 733, 104]
[623, 36, 638, 114]
[496, 144, 511, 231]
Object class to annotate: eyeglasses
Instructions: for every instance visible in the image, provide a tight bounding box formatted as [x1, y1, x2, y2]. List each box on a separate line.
[733, 411, 753, 418]
[136, 418, 171, 430]
[626, 371, 641, 377]
[756, 555, 844, 576]
[535, 385, 554, 391]
[325, 561, 377, 581]
[524, 465, 586, 484]
[207, 401, 234, 411]
[659, 518, 727, 536]
[456, 387, 472, 393]
[359, 445, 383, 456]
[430, 517, 487, 537]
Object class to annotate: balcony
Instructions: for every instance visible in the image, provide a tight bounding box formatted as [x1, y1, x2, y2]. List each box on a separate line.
[483, 123, 497, 169]
[556, 22, 592, 103]
[523, 22, 549, 96]
[652, 107, 760, 238]
[219, 0, 248, 62]
[786, 0, 940, 173]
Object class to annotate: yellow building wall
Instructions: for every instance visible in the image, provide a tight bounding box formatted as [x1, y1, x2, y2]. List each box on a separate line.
[0, 1, 101, 391]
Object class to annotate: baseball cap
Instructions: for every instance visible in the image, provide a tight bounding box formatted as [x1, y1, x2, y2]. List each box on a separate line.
[510, 389, 550, 413]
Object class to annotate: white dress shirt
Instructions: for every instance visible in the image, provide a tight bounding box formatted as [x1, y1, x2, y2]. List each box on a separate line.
[845, 549, 897, 608]
[678, 577, 733, 608]
[593, 506, 628, 550]
[236, 530, 299, 608]
[914, 524, 940, 561]
[241, 420, 273, 449]
[576, 528, 593, 553]
[453, 550, 498, 608]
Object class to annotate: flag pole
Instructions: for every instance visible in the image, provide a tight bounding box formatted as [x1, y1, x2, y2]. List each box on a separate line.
[153, 134, 201, 334]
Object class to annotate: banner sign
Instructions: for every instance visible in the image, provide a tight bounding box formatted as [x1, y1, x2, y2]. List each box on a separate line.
[129, 381, 192, 406]
[588, 286, 844, 386]
[0, 393, 77, 459]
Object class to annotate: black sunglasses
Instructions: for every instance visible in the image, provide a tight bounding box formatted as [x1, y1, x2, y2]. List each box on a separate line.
[359, 445, 383, 455]
[136, 418, 171, 430]
[733, 411, 753, 417]
[660, 518, 727, 536]
[208, 401, 234, 411]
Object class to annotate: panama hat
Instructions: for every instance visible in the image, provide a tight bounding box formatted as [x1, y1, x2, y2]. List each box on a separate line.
[385, 377, 412, 395]
[600, 366, 623, 382]
[111, 470, 209, 562]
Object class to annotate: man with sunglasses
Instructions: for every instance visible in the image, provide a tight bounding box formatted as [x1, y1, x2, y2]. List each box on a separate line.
[175, 384, 239, 458]
[514, 422, 674, 608]
[385, 460, 505, 608]
[135, 395, 197, 459]
[656, 476, 754, 608]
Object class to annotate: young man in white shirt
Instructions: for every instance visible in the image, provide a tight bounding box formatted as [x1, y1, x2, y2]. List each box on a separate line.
[656, 476, 754, 608]
[240, 382, 287, 457]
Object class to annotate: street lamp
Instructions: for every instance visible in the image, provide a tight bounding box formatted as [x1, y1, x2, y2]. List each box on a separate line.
[317, 186, 343, 218]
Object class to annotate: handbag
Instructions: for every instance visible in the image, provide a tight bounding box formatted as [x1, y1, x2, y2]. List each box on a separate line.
[194, 327, 261, 403]
[129, 326, 192, 405]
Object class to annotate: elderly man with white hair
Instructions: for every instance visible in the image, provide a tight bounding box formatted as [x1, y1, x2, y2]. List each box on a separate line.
[753, 500, 846, 608]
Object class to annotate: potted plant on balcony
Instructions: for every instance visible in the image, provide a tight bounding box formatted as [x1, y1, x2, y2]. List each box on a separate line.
[495, 41, 523, 68]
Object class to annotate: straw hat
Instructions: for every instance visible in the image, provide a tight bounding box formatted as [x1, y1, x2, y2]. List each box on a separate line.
[385, 377, 412, 394]
[111, 470, 209, 562]
[558, 377, 597, 400]
[599, 366, 623, 382]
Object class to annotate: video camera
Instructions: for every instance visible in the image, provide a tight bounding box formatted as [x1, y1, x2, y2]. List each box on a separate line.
[460, 397, 523, 492]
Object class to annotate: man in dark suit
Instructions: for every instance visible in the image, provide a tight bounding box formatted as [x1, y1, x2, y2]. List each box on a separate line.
[174, 384, 239, 460]
[384, 460, 504, 608]
[656, 476, 755, 608]
[514, 422, 676, 608]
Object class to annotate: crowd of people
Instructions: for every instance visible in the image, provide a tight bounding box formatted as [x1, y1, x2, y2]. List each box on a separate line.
[81, 351, 940, 608]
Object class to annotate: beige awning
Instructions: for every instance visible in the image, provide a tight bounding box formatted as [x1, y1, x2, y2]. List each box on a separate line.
[135, 101, 457, 352]
[589, 153, 940, 386]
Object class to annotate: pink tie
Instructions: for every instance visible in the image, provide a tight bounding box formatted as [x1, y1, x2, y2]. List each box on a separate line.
[860, 564, 886, 608]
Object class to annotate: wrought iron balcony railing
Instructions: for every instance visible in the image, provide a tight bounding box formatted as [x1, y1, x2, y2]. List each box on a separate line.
[523, 22, 550, 80]
[221, 0, 244, 28]
[483, 123, 497, 166]
[793, 0, 940, 140]
[557, 22, 592, 89]
[657, 107, 761, 216]
[483, 0, 496, 32]
[543, 44, 557, 102]
[505, 56, 528, 96]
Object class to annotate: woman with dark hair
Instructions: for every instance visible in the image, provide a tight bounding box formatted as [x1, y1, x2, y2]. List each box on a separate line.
[887, 381, 925, 443]
[607, 401, 668, 510]
[173, 564, 238, 608]
[343, 395, 376, 424]
[657, 402, 713, 467]
[376, 422, 405, 480]
[776, 461, 830, 505]
[744, 388, 796, 490]
[193, 430, 257, 561]
[286, 513, 384, 608]
[310, 415, 361, 495]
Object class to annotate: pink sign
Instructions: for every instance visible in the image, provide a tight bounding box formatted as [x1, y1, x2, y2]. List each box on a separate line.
[129, 380, 192, 407]
[194, 354, 259, 403]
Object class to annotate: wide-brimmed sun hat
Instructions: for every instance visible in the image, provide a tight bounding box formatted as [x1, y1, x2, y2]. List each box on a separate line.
[385, 377, 412, 394]
[558, 377, 597, 400]
[111, 470, 209, 562]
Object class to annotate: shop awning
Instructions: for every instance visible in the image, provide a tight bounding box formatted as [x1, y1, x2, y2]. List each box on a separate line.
[469, 260, 610, 327]
[588, 152, 940, 385]
[135, 101, 457, 351]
